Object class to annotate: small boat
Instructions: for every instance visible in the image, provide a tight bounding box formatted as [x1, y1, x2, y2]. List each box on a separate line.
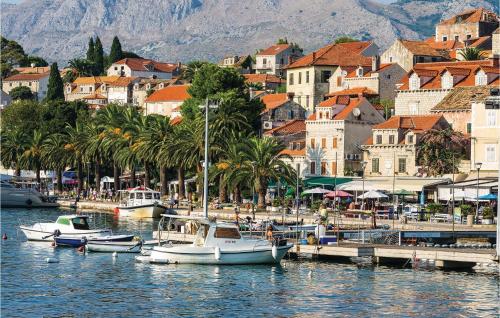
[20, 215, 112, 241]
[86, 240, 143, 253]
[54, 234, 135, 248]
[140, 215, 293, 265]
[116, 187, 168, 218]
[1, 180, 59, 208]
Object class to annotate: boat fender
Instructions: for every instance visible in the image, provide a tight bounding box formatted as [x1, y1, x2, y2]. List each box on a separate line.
[272, 245, 278, 260]
[114, 207, 119, 214]
[77, 246, 85, 253]
[112, 252, 118, 258]
[2, 233, 7, 240]
[46, 257, 59, 263]
[214, 246, 221, 260]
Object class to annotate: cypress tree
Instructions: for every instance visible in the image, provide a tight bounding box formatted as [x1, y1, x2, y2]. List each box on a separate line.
[45, 62, 64, 101]
[109, 36, 123, 63]
[94, 36, 104, 75]
[86, 37, 95, 62]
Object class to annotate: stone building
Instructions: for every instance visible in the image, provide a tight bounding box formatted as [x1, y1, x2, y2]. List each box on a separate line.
[64, 76, 120, 102]
[144, 84, 190, 117]
[305, 96, 385, 177]
[255, 43, 303, 77]
[219, 55, 253, 74]
[243, 74, 283, 91]
[362, 115, 450, 177]
[285, 41, 378, 112]
[260, 93, 306, 131]
[107, 77, 139, 105]
[435, 8, 499, 43]
[264, 119, 306, 151]
[107, 58, 180, 79]
[132, 78, 181, 110]
[394, 59, 499, 116]
[493, 28, 500, 57]
[2, 72, 49, 101]
[381, 40, 450, 72]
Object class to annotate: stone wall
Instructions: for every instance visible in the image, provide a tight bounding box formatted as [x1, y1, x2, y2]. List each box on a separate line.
[395, 89, 451, 115]
[436, 23, 480, 42]
[364, 144, 417, 177]
[432, 110, 471, 134]
[493, 31, 500, 56]
[381, 40, 414, 72]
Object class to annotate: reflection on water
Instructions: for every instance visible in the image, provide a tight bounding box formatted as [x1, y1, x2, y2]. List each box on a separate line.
[1, 208, 499, 317]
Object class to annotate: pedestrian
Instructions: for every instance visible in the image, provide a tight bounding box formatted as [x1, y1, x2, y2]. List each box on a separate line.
[266, 225, 274, 241]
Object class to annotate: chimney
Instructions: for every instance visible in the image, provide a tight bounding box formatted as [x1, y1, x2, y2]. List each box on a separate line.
[287, 92, 295, 101]
[372, 55, 380, 72]
[288, 56, 292, 65]
[312, 52, 316, 61]
[177, 62, 181, 69]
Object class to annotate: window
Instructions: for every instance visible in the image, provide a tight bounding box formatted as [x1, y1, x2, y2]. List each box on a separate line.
[389, 56, 393, 63]
[454, 35, 459, 41]
[409, 102, 419, 115]
[332, 137, 338, 149]
[409, 75, 420, 90]
[306, 95, 309, 108]
[321, 162, 327, 175]
[357, 68, 363, 77]
[319, 112, 323, 119]
[398, 158, 406, 173]
[136, 192, 144, 199]
[310, 161, 316, 174]
[154, 193, 160, 200]
[376, 135, 382, 144]
[145, 193, 153, 199]
[442, 36, 447, 41]
[466, 34, 472, 40]
[289, 73, 294, 85]
[408, 135, 414, 144]
[387, 74, 391, 79]
[417, 56, 424, 63]
[476, 73, 487, 86]
[263, 58, 267, 65]
[9, 83, 12, 87]
[114, 66, 118, 70]
[389, 135, 395, 144]
[320, 70, 332, 83]
[467, 123, 472, 134]
[372, 158, 379, 173]
[321, 138, 326, 149]
[431, 57, 437, 62]
[80, 87, 83, 92]
[487, 110, 497, 127]
[298, 72, 302, 84]
[214, 227, 241, 239]
[310, 138, 315, 149]
[306, 71, 310, 83]
[486, 145, 496, 162]
[331, 162, 337, 175]
[442, 74, 453, 89]
[71, 217, 90, 230]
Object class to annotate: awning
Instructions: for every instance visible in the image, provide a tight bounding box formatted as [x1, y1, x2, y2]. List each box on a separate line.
[338, 176, 450, 192]
[303, 176, 353, 188]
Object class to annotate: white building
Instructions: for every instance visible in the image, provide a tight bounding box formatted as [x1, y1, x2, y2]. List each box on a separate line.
[255, 43, 302, 77]
[145, 85, 191, 117]
[107, 58, 180, 79]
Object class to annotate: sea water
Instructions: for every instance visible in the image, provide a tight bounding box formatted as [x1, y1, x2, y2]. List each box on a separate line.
[1, 208, 498, 318]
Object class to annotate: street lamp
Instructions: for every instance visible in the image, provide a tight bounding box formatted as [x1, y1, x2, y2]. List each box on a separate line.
[475, 162, 482, 220]
[295, 163, 300, 244]
[251, 161, 257, 219]
[361, 161, 368, 210]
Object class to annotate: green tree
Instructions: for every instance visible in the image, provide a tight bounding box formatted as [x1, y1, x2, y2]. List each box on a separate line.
[0, 127, 28, 176]
[458, 47, 485, 61]
[86, 37, 95, 62]
[21, 55, 48, 67]
[20, 130, 46, 184]
[42, 134, 70, 193]
[68, 58, 96, 77]
[1, 36, 26, 77]
[94, 37, 105, 75]
[181, 60, 209, 82]
[334, 36, 358, 44]
[9, 86, 34, 100]
[0, 100, 42, 134]
[277, 38, 288, 44]
[45, 62, 64, 101]
[109, 36, 123, 63]
[40, 100, 89, 136]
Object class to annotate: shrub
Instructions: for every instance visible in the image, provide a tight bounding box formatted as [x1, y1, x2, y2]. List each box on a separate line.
[482, 207, 494, 219]
[460, 204, 473, 216]
[427, 203, 443, 214]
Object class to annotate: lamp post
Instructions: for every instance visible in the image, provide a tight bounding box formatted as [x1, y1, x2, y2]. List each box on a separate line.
[251, 161, 257, 220]
[200, 98, 218, 218]
[474, 162, 482, 221]
[361, 161, 367, 210]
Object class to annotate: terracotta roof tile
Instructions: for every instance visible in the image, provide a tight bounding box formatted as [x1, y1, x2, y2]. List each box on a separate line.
[244, 74, 283, 84]
[280, 148, 306, 157]
[373, 115, 443, 130]
[73, 76, 121, 85]
[258, 44, 291, 56]
[326, 87, 378, 97]
[4, 72, 49, 81]
[264, 120, 305, 136]
[334, 97, 363, 120]
[114, 58, 179, 73]
[431, 86, 491, 111]
[109, 77, 138, 87]
[425, 38, 464, 50]
[400, 40, 449, 58]
[13, 66, 50, 74]
[145, 85, 191, 103]
[260, 93, 289, 111]
[438, 8, 499, 25]
[82, 93, 107, 100]
[442, 67, 470, 76]
[287, 41, 372, 69]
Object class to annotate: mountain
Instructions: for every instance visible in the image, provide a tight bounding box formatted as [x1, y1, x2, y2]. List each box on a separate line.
[1, 0, 497, 65]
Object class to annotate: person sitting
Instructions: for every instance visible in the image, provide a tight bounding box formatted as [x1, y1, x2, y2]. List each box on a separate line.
[266, 225, 274, 241]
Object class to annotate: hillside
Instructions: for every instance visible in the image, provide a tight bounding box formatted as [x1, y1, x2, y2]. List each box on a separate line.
[0, 0, 497, 65]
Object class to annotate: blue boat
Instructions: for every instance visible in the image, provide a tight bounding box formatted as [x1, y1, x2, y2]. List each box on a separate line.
[55, 234, 135, 248]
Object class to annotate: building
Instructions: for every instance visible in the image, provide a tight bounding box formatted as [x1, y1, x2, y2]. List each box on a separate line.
[13, 66, 50, 74]
[219, 55, 253, 74]
[260, 93, 306, 131]
[132, 78, 181, 109]
[394, 59, 499, 116]
[64, 76, 120, 101]
[144, 84, 190, 116]
[107, 58, 180, 79]
[81, 93, 107, 110]
[2, 72, 50, 101]
[470, 88, 500, 175]
[107, 77, 139, 105]
[306, 96, 385, 177]
[430, 86, 491, 135]
[362, 115, 450, 177]
[329, 58, 406, 101]
[243, 74, 283, 91]
[255, 43, 303, 76]
[264, 119, 306, 150]
[435, 8, 499, 43]
[381, 40, 450, 72]
[285, 41, 379, 111]
[1, 90, 12, 109]
[493, 28, 500, 57]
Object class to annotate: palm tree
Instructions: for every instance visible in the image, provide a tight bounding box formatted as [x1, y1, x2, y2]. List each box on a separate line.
[1, 128, 28, 176]
[42, 133, 70, 193]
[20, 130, 45, 184]
[68, 58, 96, 77]
[417, 128, 469, 176]
[458, 47, 485, 61]
[181, 61, 209, 82]
[64, 122, 86, 194]
[77, 121, 107, 192]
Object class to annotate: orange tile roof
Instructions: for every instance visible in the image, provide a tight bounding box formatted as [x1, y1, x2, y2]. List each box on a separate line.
[73, 76, 121, 85]
[82, 93, 107, 100]
[441, 67, 470, 76]
[264, 120, 305, 136]
[286, 41, 372, 69]
[325, 87, 378, 97]
[335, 97, 364, 120]
[438, 8, 498, 25]
[244, 74, 283, 84]
[424, 38, 464, 50]
[4, 72, 49, 81]
[280, 148, 306, 157]
[346, 63, 395, 78]
[145, 85, 191, 103]
[109, 77, 138, 87]
[170, 117, 183, 125]
[373, 115, 443, 130]
[318, 95, 351, 107]
[469, 36, 491, 48]
[114, 58, 178, 73]
[260, 93, 289, 111]
[13, 66, 50, 74]
[400, 40, 449, 58]
[257, 44, 291, 56]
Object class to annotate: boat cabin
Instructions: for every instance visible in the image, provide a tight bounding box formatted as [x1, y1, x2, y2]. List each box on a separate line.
[55, 215, 90, 230]
[120, 187, 161, 207]
[193, 222, 243, 247]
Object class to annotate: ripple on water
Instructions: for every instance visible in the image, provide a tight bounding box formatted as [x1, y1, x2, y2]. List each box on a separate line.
[1, 208, 499, 318]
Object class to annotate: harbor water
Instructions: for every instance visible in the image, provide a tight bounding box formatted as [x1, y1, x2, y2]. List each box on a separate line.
[1, 208, 499, 318]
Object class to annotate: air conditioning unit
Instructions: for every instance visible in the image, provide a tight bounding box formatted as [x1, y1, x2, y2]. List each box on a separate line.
[263, 121, 273, 130]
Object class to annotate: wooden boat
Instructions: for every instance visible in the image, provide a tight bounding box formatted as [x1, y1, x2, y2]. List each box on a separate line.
[116, 187, 168, 218]
[54, 234, 135, 248]
[86, 240, 143, 253]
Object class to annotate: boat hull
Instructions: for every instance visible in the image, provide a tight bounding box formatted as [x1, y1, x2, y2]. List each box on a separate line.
[55, 236, 88, 247]
[117, 204, 166, 218]
[86, 241, 142, 253]
[20, 226, 112, 241]
[147, 244, 293, 265]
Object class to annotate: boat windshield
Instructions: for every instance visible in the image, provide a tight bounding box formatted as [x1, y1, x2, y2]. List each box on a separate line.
[214, 226, 241, 239]
[145, 192, 152, 200]
[72, 217, 90, 230]
[154, 193, 160, 200]
[136, 192, 144, 199]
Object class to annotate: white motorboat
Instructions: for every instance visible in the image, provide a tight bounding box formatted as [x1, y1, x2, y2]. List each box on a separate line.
[86, 240, 143, 253]
[116, 187, 167, 218]
[1, 180, 59, 208]
[140, 215, 293, 265]
[20, 215, 112, 241]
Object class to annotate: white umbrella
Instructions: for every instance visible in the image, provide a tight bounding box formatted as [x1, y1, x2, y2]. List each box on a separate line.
[302, 187, 331, 194]
[358, 190, 388, 199]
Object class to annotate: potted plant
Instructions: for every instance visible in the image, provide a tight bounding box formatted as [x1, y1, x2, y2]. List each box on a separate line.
[271, 198, 281, 212]
[482, 207, 494, 225]
[460, 204, 474, 226]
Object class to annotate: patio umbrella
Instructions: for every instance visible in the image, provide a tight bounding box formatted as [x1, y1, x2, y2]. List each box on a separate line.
[324, 190, 353, 198]
[358, 190, 388, 199]
[302, 187, 331, 195]
[478, 193, 498, 200]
